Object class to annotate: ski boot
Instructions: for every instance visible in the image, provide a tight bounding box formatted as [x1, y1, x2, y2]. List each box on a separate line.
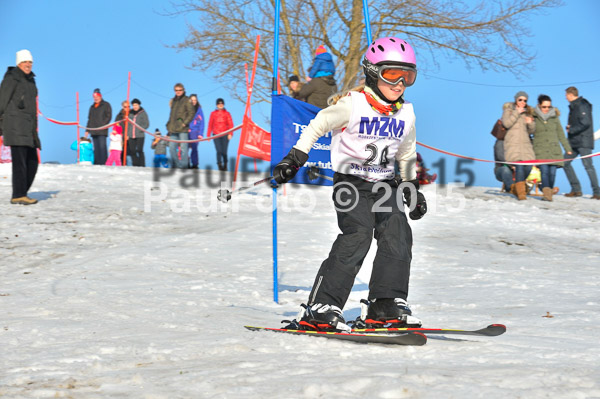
[282, 303, 351, 332]
[352, 298, 422, 328]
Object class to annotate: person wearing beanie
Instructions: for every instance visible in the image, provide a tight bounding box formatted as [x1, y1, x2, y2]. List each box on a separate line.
[287, 75, 303, 100]
[126, 97, 149, 167]
[105, 125, 123, 166]
[207, 97, 234, 171]
[501, 91, 536, 200]
[85, 87, 112, 165]
[0, 49, 40, 204]
[272, 37, 427, 331]
[166, 83, 194, 169]
[152, 128, 169, 168]
[297, 45, 337, 109]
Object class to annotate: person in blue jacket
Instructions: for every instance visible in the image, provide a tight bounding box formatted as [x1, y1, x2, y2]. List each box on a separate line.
[188, 94, 204, 169]
[297, 45, 337, 109]
[70, 137, 94, 164]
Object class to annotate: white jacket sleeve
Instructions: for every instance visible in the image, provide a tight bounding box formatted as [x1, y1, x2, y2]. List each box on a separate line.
[395, 121, 417, 181]
[293, 96, 352, 154]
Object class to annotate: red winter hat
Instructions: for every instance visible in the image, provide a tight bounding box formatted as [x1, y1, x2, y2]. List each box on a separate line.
[315, 45, 327, 55]
[113, 125, 122, 134]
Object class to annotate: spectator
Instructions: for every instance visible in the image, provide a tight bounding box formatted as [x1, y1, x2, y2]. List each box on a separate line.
[207, 98, 234, 171]
[188, 94, 204, 169]
[115, 100, 129, 134]
[296, 45, 338, 108]
[563, 86, 599, 199]
[0, 136, 12, 163]
[494, 139, 514, 193]
[85, 88, 112, 165]
[152, 129, 169, 168]
[70, 137, 94, 165]
[105, 125, 123, 166]
[0, 49, 40, 205]
[501, 91, 536, 200]
[532, 94, 572, 201]
[166, 83, 194, 169]
[416, 152, 437, 184]
[287, 75, 302, 100]
[127, 98, 149, 167]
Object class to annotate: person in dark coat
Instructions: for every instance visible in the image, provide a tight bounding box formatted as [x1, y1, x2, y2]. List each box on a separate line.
[297, 45, 337, 109]
[166, 83, 194, 169]
[85, 88, 112, 165]
[0, 49, 40, 205]
[127, 98, 149, 167]
[563, 86, 599, 199]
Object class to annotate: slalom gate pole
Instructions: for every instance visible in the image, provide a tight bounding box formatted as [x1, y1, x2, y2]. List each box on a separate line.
[123, 71, 131, 166]
[76, 92, 80, 163]
[272, 0, 281, 303]
[362, 0, 372, 44]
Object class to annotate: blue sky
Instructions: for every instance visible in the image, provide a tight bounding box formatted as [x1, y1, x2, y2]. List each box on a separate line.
[1, 0, 599, 193]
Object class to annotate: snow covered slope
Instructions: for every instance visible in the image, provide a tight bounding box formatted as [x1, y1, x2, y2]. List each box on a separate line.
[1, 164, 599, 398]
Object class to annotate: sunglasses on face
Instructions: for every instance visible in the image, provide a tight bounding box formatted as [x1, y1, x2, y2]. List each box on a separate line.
[517, 98, 527, 102]
[378, 65, 417, 87]
[175, 89, 183, 92]
[540, 105, 551, 109]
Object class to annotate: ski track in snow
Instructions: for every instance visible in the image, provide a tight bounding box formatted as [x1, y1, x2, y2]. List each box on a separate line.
[1, 164, 599, 398]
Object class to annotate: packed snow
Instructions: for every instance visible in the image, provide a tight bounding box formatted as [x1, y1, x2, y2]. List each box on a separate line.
[1, 163, 599, 399]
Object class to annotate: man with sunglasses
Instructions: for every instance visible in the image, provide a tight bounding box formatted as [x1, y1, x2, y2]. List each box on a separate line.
[563, 86, 599, 199]
[166, 83, 194, 169]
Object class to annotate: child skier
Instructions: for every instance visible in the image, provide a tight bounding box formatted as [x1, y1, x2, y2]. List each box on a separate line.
[272, 37, 427, 331]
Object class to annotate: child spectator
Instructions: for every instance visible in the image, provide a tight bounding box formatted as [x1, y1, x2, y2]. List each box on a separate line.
[105, 125, 123, 166]
[152, 129, 169, 168]
[416, 152, 437, 184]
[0, 136, 12, 163]
[70, 136, 94, 165]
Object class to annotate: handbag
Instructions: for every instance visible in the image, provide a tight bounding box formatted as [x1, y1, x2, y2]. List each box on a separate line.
[491, 119, 507, 140]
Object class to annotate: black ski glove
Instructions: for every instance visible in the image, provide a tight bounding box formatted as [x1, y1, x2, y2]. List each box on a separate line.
[400, 179, 427, 220]
[272, 148, 309, 186]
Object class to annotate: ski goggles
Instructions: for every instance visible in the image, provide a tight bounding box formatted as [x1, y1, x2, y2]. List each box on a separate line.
[378, 65, 417, 87]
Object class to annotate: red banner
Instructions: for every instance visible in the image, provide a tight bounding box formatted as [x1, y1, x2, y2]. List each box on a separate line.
[239, 115, 271, 161]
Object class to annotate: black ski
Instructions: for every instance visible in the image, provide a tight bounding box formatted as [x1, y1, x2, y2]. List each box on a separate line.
[350, 323, 506, 337]
[245, 325, 427, 346]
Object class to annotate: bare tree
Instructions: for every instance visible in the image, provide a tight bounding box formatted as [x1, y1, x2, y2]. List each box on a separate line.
[168, 0, 562, 103]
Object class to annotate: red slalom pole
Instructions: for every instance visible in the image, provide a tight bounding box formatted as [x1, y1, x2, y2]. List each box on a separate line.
[76, 92, 80, 163]
[122, 71, 131, 166]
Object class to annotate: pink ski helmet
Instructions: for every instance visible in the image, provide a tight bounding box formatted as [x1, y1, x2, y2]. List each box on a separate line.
[362, 37, 417, 87]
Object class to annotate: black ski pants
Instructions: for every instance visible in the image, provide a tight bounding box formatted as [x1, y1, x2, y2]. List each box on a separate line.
[127, 136, 146, 166]
[308, 174, 413, 309]
[11, 146, 38, 199]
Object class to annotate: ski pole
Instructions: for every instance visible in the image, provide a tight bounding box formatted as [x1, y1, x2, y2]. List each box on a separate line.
[307, 166, 333, 182]
[217, 176, 274, 202]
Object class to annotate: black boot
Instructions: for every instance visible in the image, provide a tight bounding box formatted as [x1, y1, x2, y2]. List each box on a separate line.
[366, 298, 400, 321]
[217, 162, 224, 171]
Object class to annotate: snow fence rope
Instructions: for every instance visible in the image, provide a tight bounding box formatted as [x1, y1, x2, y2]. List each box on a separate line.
[417, 141, 600, 166]
[38, 109, 242, 143]
[39, 108, 599, 164]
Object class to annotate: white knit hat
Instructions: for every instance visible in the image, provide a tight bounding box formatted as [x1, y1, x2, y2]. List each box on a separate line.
[16, 49, 33, 65]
